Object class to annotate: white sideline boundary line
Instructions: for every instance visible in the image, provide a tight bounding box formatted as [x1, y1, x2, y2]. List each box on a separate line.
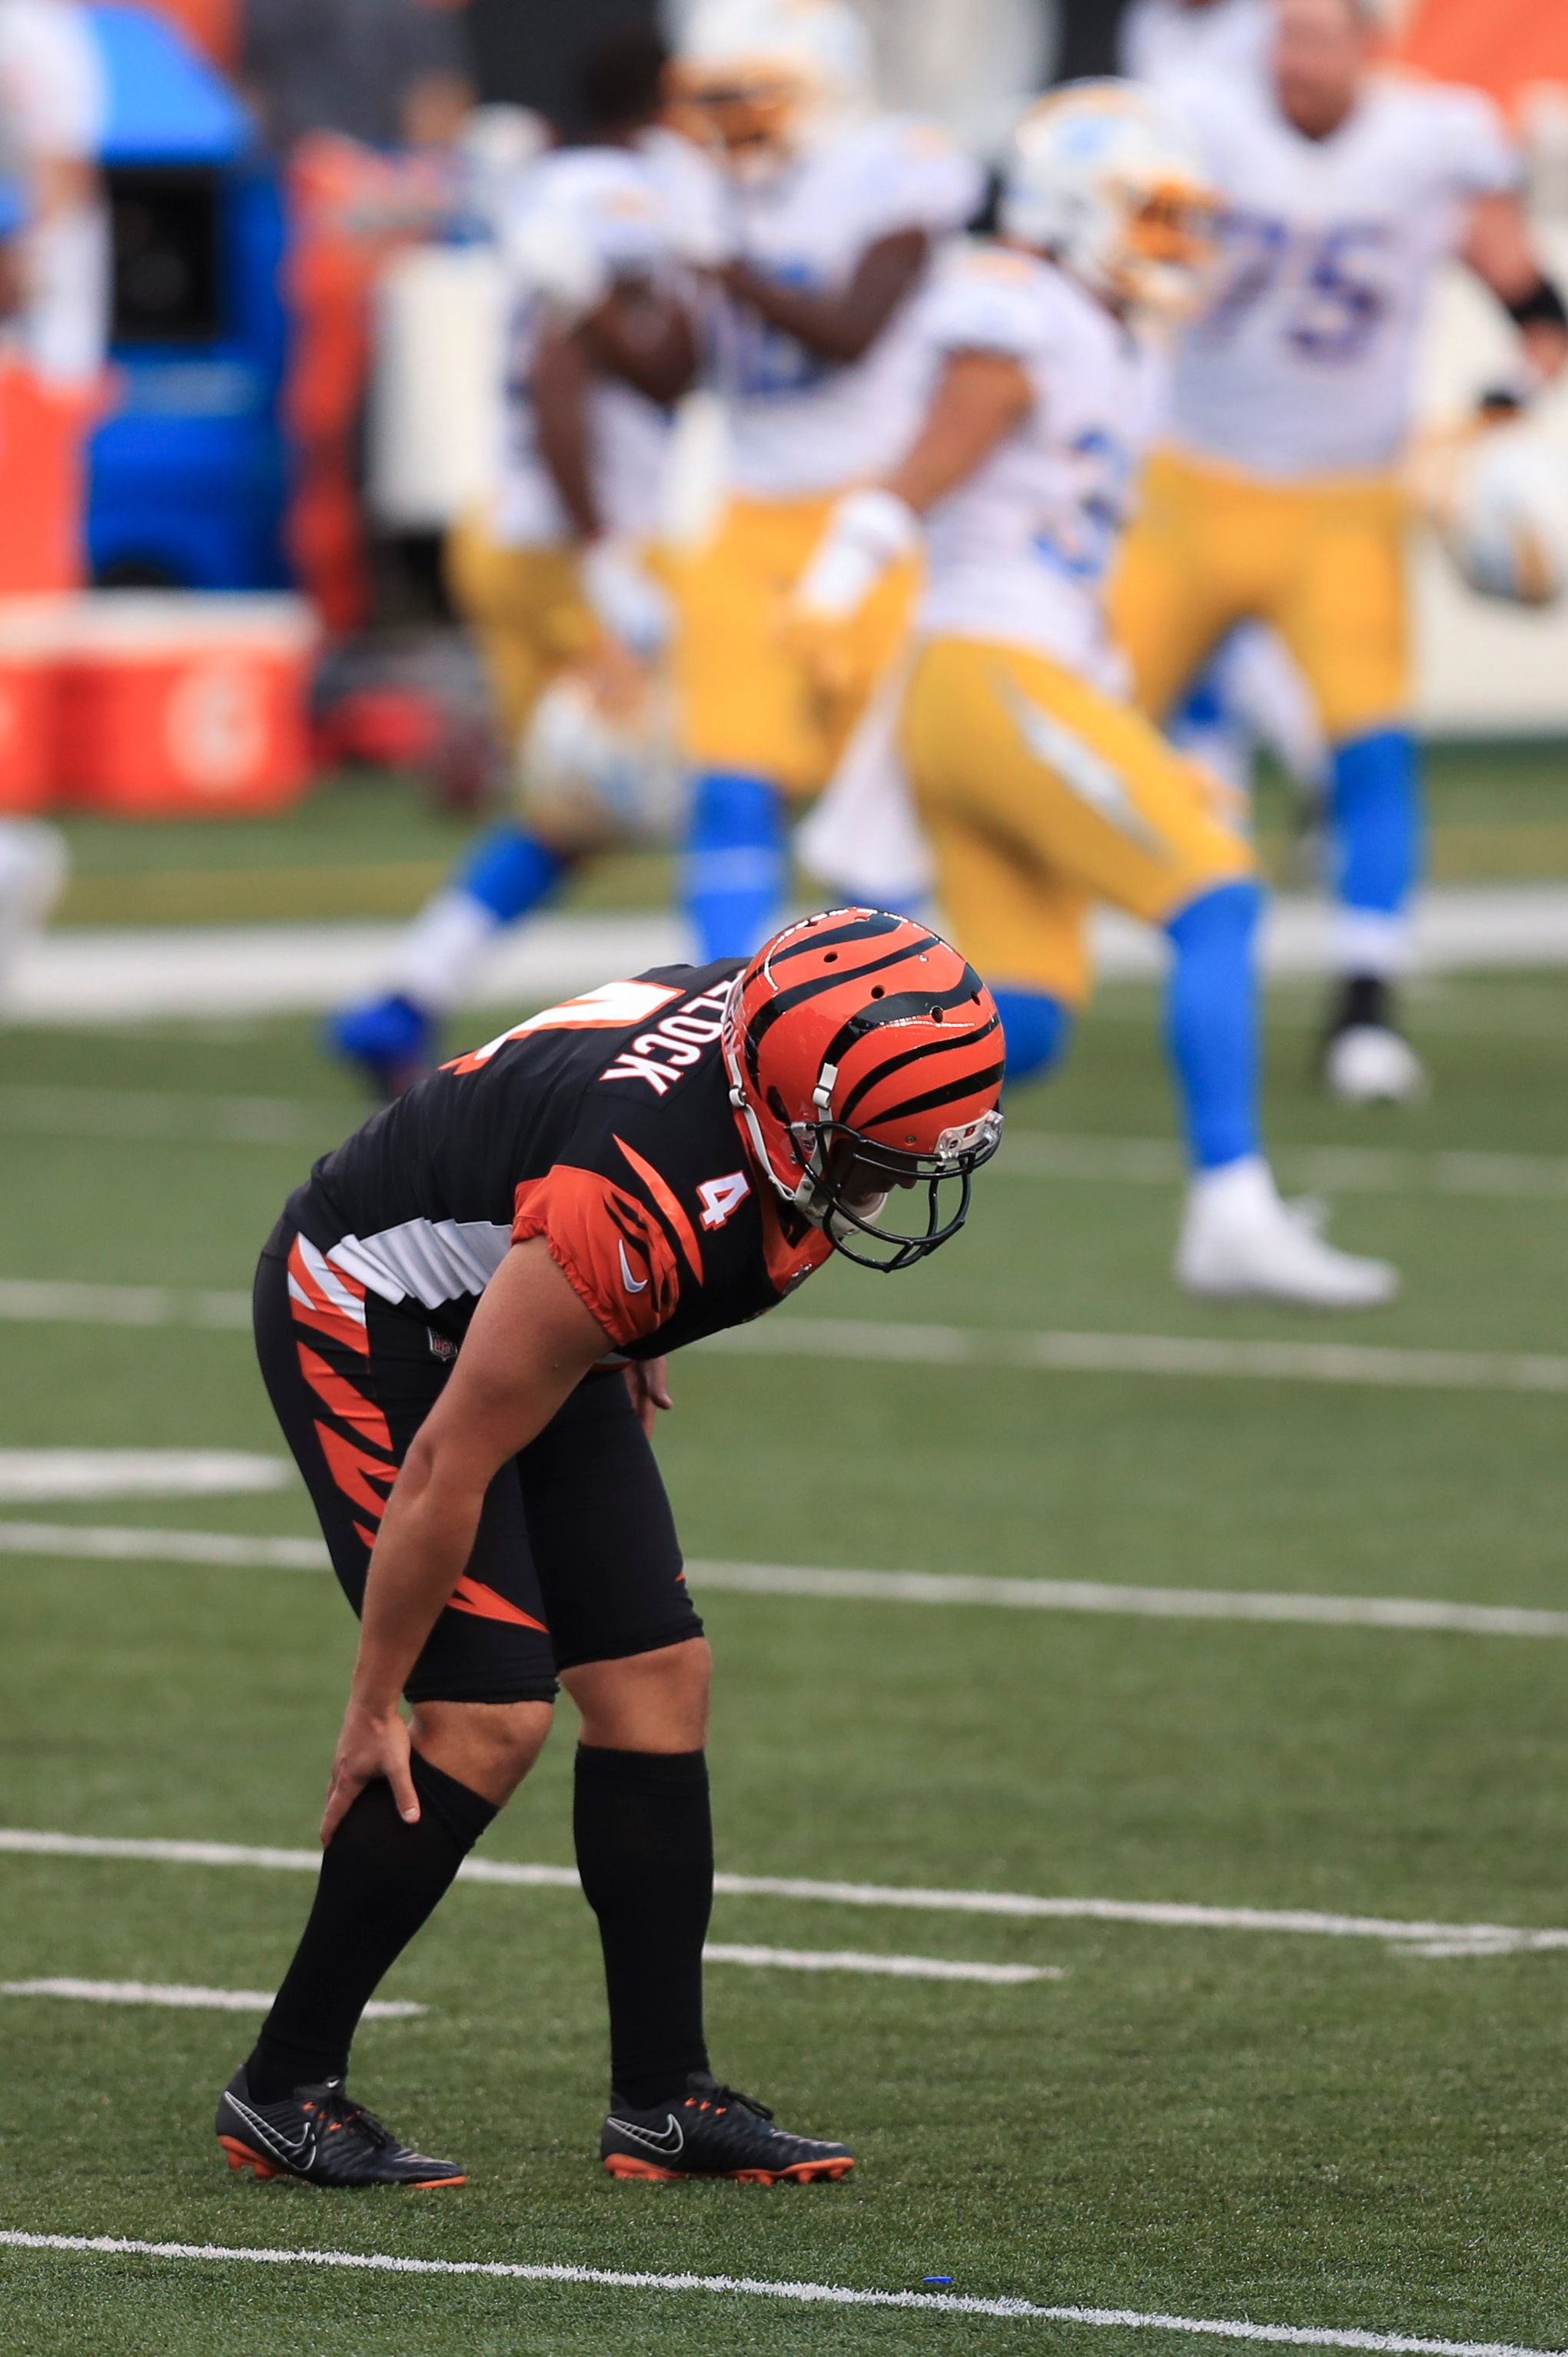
[8, 1519, 1568, 1645]
[6, 1276, 1568, 1396]
[2, 1827, 1562, 1958]
[0, 1980, 423, 2016]
[0, 2232, 1556, 2353]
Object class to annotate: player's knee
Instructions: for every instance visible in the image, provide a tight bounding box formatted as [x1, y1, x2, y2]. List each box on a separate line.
[564, 1635, 712, 1754]
[409, 1697, 554, 1805]
[456, 826, 571, 925]
[991, 988, 1072, 1087]
[1329, 730, 1420, 913]
[1165, 875, 1264, 957]
[685, 771, 784, 863]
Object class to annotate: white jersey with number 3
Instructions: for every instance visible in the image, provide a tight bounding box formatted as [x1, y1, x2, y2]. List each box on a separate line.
[1169, 71, 1520, 480]
[914, 248, 1168, 684]
[719, 115, 982, 500]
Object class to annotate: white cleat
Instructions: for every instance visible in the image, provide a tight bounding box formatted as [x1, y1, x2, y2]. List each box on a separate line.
[1175, 1156, 1399, 1311]
[1322, 1024, 1428, 1106]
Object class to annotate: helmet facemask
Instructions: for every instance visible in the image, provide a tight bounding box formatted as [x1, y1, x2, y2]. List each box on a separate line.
[789, 1099, 1003, 1273]
[673, 62, 821, 178]
[722, 908, 1005, 1275]
[1104, 178, 1218, 318]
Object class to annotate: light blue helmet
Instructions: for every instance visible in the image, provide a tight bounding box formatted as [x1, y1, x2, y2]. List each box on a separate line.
[1000, 78, 1216, 317]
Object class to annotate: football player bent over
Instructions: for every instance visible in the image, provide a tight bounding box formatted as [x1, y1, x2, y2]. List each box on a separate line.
[789, 83, 1396, 1308]
[216, 913, 1002, 2187]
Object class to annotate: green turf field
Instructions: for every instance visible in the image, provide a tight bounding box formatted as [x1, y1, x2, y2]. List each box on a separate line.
[3, 960, 1568, 2355]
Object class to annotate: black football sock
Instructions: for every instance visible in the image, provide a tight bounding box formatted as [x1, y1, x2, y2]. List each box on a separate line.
[573, 1744, 713, 2109]
[246, 1750, 497, 2102]
[1329, 972, 1394, 1035]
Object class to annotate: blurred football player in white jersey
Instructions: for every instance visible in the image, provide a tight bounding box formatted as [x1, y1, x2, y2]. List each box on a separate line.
[0, 0, 97, 1009]
[332, 31, 707, 1092]
[1118, 0, 1330, 816]
[0, 0, 106, 386]
[1111, 0, 1568, 1102]
[788, 80, 1396, 1308]
[669, 0, 981, 961]
[1119, 0, 1268, 91]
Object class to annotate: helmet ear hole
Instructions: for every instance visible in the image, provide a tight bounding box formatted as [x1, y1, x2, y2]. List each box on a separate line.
[766, 1087, 789, 1124]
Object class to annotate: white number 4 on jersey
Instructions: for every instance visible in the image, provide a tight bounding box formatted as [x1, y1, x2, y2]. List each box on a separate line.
[697, 1171, 750, 1230]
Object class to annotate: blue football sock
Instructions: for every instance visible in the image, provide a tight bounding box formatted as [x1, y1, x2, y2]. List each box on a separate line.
[1330, 728, 1420, 926]
[456, 826, 571, 923]
[1164, 880, 1264, 1171]
[991, 988, 1072, 1087]
[683, 770, 787, 962]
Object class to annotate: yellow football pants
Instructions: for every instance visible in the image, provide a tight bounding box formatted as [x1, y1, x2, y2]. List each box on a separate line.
[673, 491, 917, 799]
[1109, 449, 1411, 742]
[444, 517, 601, 750]
[901, 636, 1256, 1005]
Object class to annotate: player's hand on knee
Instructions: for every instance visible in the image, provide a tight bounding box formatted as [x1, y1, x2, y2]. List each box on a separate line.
[321, 1702, 419, 1846]
[623, 1354, 673, 1438]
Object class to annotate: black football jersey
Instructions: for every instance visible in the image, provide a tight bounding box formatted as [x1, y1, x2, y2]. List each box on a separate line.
[287, 962, 832, 1359]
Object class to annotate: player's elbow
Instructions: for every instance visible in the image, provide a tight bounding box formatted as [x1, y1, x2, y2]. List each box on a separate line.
[396, 1425, 486, 1521]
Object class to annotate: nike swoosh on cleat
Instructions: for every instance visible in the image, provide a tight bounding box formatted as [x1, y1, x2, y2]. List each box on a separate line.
[606, 2113, 683, 2156]
[224, 2093, 314, 2166]
[616, 1241, 648, 1294]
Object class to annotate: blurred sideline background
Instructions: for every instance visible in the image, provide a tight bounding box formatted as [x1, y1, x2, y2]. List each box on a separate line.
[0, 0, 1564, 1010]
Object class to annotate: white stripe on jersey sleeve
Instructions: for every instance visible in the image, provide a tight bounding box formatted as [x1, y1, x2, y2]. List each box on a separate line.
[295, 1234, 367, 1325]
[327, 1219, 513, 1311]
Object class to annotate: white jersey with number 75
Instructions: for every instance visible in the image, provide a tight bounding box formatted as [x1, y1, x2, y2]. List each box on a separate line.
[1166, 68, 1520, 482]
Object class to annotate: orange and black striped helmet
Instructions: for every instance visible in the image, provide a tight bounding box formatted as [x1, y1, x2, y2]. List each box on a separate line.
[723, 908, 1005, 1271]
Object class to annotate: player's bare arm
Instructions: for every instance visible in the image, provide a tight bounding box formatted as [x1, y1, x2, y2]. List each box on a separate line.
[719, 225, 930, 365]
[531, 326, 604, 542]
[787, 349, 1031, 644]
[1460, 191, 1568, 387]
[322, 1241, 611, 1844]
[884, 349, 1035, 514]
[581, 280, 699, 406]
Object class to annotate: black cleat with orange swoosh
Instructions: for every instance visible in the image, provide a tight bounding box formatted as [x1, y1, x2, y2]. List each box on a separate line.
[215, 2064, 466, 2189]
[600, 2071, 854, 2183]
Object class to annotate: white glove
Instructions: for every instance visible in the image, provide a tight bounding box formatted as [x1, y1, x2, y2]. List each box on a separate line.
[580, 537, 673, 662]
[793, 488, 921, 621]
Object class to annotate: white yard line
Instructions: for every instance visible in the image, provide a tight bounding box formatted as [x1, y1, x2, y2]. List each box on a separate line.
[0, 1827, 1560, 1959]
[0, 1452, 289, 1504]
[0, 1952, 1035, 1999]
[7, 1520, 1568, 1645]
[11, 1084, 1568, 1206]
[999, 1134, 1568, 1202]
[0, 1279, 251, 1328]
[0, 1980, 422, 2016]
[5, 1277, 1568, 1396]
[0, 1522, 331, 1570]
[689, 1561, 1568, 1641]
[0, 2232, 1557, 2353]
[707, 1319, 1568, 1395]
[0, 1085, 347, 1147]
[701, 1944, 1054, 1984]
